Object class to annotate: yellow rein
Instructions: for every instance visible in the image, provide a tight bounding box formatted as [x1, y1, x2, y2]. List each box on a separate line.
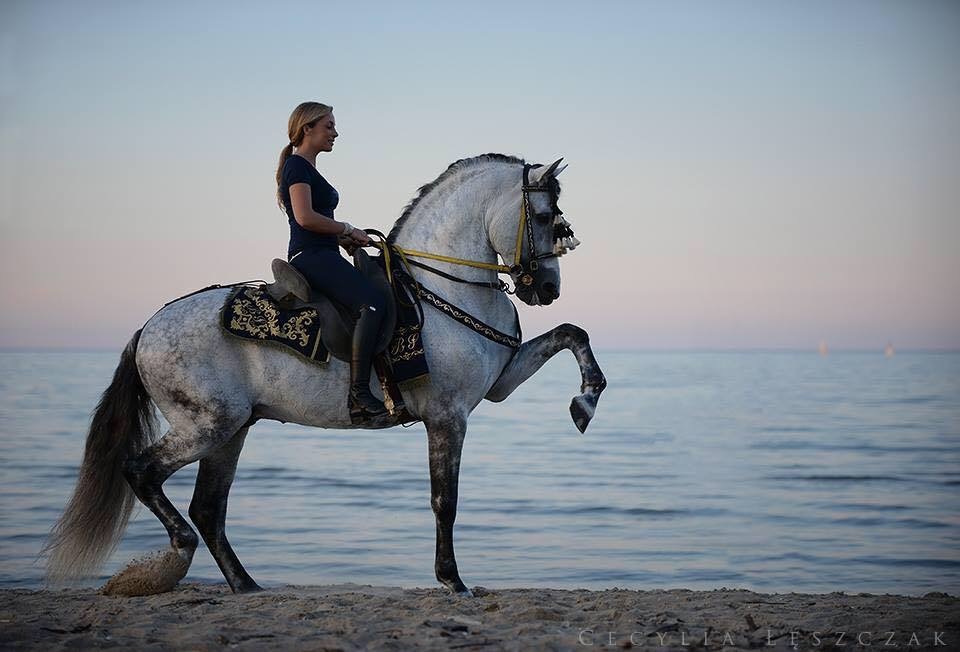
[372, 192, 528, 288]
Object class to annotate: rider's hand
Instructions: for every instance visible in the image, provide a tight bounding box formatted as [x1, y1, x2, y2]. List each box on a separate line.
[338, 235, 358, 255]
[349, 228, 372, 246]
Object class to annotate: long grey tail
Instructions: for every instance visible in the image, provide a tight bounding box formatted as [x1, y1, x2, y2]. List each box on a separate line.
[37, 328, 159, 586]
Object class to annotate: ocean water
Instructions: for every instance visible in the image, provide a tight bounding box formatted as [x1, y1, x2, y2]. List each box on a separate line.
[0, 349, 957, 596]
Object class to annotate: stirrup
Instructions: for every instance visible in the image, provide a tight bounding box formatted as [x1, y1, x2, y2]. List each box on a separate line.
[349, 387, 388, 422]
[349, 404, 388, 423]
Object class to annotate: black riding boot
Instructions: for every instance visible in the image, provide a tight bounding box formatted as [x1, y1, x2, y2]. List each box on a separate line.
[349, 305, 388, 420]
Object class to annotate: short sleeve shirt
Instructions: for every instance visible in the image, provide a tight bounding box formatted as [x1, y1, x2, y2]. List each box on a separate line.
[280, 155, 340, 257]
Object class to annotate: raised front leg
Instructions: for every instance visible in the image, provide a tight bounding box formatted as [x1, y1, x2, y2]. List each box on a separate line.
[484, 323, 607, 433]
[425, 413, 472, 596]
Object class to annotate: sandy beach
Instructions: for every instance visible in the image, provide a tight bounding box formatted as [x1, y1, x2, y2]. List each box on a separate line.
[1, 582, 956, 651]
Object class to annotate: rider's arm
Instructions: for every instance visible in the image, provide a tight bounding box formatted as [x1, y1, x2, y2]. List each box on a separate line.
[289, 183, 352, 236]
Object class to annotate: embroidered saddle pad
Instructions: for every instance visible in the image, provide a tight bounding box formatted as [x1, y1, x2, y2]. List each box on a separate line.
[217, 281, 431, 385]
[219, 285, 331, 366]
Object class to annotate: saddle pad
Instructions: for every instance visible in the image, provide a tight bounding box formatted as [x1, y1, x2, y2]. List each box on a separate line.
[218, 285, 331, 366]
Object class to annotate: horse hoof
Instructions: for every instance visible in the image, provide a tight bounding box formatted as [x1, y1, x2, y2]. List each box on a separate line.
[440, 577, 474, 597]
[570, 395, 595, 433]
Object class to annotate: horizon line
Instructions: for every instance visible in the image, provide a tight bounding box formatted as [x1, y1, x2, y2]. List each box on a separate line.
[1, 345, 957, 354]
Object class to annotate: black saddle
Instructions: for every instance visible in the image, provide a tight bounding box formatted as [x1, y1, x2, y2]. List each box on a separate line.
[263, 249, 396, 363]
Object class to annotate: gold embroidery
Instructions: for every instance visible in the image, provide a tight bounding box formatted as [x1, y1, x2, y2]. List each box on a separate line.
[389, 325, 425, 361]
[229, 288, 318, 348]
[418, 289, 519, 347]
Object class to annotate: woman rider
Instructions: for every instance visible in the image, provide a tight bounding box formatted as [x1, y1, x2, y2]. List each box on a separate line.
[275, 101, 388, 420]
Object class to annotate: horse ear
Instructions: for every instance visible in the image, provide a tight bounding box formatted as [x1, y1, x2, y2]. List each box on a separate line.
[554, 163, 568, 177]
[528, 157, 564, 185]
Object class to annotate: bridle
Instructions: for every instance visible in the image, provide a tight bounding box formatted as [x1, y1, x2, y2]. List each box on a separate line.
[373, 162, 577, 295]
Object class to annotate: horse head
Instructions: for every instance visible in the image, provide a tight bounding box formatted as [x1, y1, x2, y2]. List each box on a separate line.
[491, 157, 577, 306]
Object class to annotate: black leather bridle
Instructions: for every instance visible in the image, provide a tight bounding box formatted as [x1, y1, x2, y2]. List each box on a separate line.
[510, 162, 573, 289]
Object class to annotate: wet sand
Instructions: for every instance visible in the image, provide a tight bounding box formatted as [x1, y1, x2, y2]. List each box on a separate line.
[1, 582, 957, 650]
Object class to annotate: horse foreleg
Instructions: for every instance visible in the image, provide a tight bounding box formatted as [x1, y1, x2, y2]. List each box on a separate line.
[188, 426, 262, 593]
[425, 414, 473, 596]
[484, 323, 607, 433]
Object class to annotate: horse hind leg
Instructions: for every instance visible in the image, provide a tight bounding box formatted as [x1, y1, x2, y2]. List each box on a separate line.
[188, 425, 262, 593]
[112, 402, 251, 595]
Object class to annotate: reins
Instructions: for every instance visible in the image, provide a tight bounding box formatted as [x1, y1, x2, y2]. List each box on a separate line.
[371, 162, 564, 295]
[365, 229, 522, 350]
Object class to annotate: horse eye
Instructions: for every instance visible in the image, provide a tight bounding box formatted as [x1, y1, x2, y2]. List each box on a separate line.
[535, 213, 551, 224]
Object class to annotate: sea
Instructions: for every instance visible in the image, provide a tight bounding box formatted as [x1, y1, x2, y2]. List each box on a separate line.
[1, 349, 957, 596]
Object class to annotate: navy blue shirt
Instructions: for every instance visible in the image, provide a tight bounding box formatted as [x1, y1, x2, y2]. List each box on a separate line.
[280, 154, 340, 257]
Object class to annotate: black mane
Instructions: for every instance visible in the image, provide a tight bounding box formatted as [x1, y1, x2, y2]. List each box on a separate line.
[386, 152, 528, 243]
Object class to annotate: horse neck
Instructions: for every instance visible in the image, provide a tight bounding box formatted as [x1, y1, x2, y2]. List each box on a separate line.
[390, 163, 516, 284]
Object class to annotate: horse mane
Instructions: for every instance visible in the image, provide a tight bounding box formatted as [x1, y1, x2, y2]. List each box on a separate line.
[386, 152, 528, 244]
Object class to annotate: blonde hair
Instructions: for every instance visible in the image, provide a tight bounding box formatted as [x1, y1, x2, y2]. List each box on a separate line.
[275, 101, 333, 211]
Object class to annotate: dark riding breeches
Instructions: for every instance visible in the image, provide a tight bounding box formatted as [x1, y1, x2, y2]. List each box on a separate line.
[289, 246, 386, 319]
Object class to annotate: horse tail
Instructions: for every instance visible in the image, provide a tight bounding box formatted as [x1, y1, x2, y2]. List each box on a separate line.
[38, 327, 159, 586]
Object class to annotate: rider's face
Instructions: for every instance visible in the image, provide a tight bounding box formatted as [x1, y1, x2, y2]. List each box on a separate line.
[305, 114, 338, 152]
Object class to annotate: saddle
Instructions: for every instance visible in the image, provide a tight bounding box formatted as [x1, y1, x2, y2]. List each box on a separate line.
[262, 249, 397, 364]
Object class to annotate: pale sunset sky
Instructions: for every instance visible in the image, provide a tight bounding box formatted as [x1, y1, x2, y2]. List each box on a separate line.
[1, 0, 957, 350]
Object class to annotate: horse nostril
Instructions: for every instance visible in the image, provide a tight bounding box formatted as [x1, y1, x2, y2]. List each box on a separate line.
[541, 281, 558, 299]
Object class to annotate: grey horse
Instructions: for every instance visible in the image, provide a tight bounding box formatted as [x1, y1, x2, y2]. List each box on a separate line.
[40, 153, 607, 596]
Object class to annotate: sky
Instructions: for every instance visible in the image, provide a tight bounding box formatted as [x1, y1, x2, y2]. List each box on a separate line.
[1, 0, 958, 350]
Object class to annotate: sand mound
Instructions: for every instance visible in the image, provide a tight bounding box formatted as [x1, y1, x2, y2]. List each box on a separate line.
[99, 548, 190, 597]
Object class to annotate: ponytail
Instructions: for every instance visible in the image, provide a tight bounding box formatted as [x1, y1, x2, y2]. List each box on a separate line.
[275, 142, 295, 212]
